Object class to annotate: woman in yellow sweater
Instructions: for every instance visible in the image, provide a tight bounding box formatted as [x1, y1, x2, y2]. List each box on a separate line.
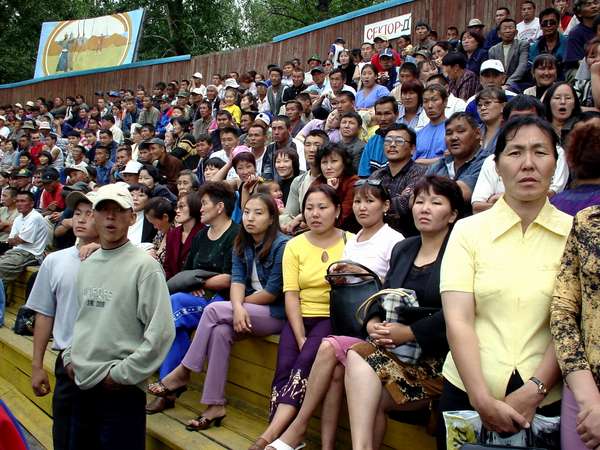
[249, 184, 350, 450]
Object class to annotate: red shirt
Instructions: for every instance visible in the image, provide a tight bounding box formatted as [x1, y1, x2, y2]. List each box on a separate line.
[40, 183, 65, 211]
[371, 49, 402, 73]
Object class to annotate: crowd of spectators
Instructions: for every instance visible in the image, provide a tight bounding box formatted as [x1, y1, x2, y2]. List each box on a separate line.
[0, 1, 598, 449]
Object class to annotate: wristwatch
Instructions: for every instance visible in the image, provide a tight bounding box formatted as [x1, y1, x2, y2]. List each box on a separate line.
[528, 376, 548, 396]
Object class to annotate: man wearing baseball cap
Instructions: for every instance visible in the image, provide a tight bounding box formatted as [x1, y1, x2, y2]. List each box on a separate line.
[141, 137, 183, 194]
[61, 183, 175, 450]
[464, 60, 517, 124]
[39, 168, 65, 218]
[27, 190, 99, 449]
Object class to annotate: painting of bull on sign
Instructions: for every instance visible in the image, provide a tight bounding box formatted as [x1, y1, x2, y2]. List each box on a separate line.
[364, 13, 412, 43]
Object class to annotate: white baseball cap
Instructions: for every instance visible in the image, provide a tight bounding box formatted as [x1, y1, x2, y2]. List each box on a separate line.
[190, 87, 204, 96]
[480, 59, 505, 74]
[93, 183, 134, 210]
[122, 160, 143, 175]
[192, 72, 203, 79]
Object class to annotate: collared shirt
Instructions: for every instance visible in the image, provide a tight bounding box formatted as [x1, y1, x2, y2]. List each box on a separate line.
[426, 147, 490, 191]
[94, 161, 114, 186]
[448, 69, 480, 101]
[441, 197, 573, 405]
[370, 160, 427, 236]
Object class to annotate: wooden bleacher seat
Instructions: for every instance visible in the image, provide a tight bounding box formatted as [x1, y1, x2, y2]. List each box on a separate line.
[0, 268, 435, 449]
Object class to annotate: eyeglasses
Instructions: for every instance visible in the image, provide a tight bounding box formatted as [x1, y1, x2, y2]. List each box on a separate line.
[353, 178, 390, 196]
[383, 136, 411, 146]
[541, 19, 558, 27]
[324, 62, 333, 66]
[477, 100, 500, 109]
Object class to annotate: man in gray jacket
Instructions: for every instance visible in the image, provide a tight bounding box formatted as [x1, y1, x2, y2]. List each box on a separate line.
[488, 18, 530, 91]
[63, 183, 175, 450]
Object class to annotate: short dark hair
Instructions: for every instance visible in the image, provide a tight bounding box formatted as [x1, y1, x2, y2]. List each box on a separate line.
[424, 83, 449, 101]
[522, 0, 536, 8]
[374, 96, 399, 114]
[216, 110, 233, 120]
[539, 7, 560, 21]
[144, 197, 176, 222]
[497, 6, 510, 15]
[400, 79, 425, 106]
[475, 86, 508, 104]
[196, 133, 212, 144]
[415, 20, 431, 31]
[445, 111, 479, 129]
[269, 67, 283, 76]
[502, 95, 545, 120]
[399, 62, 419, 78]
[383, 123, 417, 145]
[128, 183, 152, 197]
[329, 68, 346, 81]
[16, 190, 35, 202]
[204, 157, 226, 169]
[273, 115, 291, 128]
[99, 129, 113, 138]
[274, 147, 301, 178]
[314, 143, 354, 178]
[232, 151, 256, 170]
[340, 111, 363, 127]
[413, 175, 465, 218]
[495, 115, 558, 160]
[306, 129, 330, 146]
[499, 18, 517, 27]
[198, 181, 236, 217]
[301, 184, 341, 217]
[103, 114, 115, 124]
[336, 91, 355, 102]
[140, 164, 162, 183]
[220, 126, 240, 137]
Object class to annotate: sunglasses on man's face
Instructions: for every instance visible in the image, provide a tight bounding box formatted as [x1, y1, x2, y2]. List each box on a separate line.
[541, 19, 558, 27]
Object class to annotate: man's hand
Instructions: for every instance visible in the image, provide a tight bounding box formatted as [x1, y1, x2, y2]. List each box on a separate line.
[64, 363, 75, 381]
[31, 366, 51, 396]
[102, 371, 120, 390]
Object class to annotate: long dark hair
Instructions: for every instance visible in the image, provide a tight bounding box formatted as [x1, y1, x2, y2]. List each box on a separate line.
[543, 81, 582, 123]
[314, 143, 354, 179]
[235, 193, 280, 262]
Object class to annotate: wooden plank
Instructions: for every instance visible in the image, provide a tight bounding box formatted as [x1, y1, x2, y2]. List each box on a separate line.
[0, 375, 53, 450]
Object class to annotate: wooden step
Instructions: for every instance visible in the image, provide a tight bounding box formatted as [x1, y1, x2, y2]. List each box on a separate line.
[2, 270, 436, 450]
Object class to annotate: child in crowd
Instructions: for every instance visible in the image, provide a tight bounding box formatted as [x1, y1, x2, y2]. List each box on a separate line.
[257, 181, 285, 213]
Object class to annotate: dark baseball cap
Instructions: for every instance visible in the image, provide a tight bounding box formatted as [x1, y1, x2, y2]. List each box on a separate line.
[310, 65, 325, 74]
[139, 137, 165, 149]
[41, 167, 60, 183]
[12, 168, 32, 178]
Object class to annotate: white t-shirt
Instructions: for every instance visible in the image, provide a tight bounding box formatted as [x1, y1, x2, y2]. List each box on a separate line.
[471, 147, 569, 204]
[342, 224, 404, 280]
[517, 18, 542, 43]
[250, 260, 263, 292]
[25, 246, 81, 349]
[9, 209, 48, 257]
[128, 211, 144, 245]
[211, 149, 239, 180]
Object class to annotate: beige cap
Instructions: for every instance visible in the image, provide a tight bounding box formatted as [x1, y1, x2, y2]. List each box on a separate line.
[92, 183, 134, 210]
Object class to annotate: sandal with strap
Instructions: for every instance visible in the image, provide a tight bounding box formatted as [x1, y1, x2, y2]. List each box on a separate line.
[185, 414, 226, 431]
[248, 437, 270, 450]
[265, 439, 306, 450]
[147, 380, 187, 398]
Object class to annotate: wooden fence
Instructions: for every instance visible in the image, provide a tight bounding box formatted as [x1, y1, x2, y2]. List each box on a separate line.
[0, 0, 551, 104]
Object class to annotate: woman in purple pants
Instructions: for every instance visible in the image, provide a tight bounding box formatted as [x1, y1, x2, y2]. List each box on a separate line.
[148, 193, 288, 430]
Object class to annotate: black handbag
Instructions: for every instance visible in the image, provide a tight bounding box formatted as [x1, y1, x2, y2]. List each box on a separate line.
[13, 306, 36, 336]
[325, 260, 383, 336]
[461, 427, 547, 450]
[166, 269, 219, 294]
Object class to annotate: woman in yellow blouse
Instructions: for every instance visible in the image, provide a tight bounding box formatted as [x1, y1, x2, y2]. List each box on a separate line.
[551, 206, 600, 450]
[438, 116, 573, 448]
[249, 184, 350, 450]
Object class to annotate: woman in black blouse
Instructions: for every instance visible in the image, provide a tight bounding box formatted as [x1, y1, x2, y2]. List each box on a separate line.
[343, 175, 464, 449]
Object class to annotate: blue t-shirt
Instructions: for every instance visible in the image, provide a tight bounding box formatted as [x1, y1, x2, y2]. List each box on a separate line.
[356, 84, 390, 109]
[358, 133, 386, 177]
[415, 122, 446, 160]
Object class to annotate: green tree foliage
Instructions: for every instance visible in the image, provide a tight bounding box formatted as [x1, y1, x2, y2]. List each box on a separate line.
[0, 0, 381, 83]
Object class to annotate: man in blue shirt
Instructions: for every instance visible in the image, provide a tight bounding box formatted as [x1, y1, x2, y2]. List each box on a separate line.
[415, 84, 448, 165]
[426, 112, 489, 205]
[93, 146, 114, 186]
[357, 96, 399, 177]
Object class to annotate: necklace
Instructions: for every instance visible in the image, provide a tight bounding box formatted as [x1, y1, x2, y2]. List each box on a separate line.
[321, 250, 329, 263]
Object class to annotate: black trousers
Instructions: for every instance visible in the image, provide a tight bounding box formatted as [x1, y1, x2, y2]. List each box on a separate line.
[53, 354, 85, 450]
[72, 378, 146, 450]
[435, 371, 561, 450]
